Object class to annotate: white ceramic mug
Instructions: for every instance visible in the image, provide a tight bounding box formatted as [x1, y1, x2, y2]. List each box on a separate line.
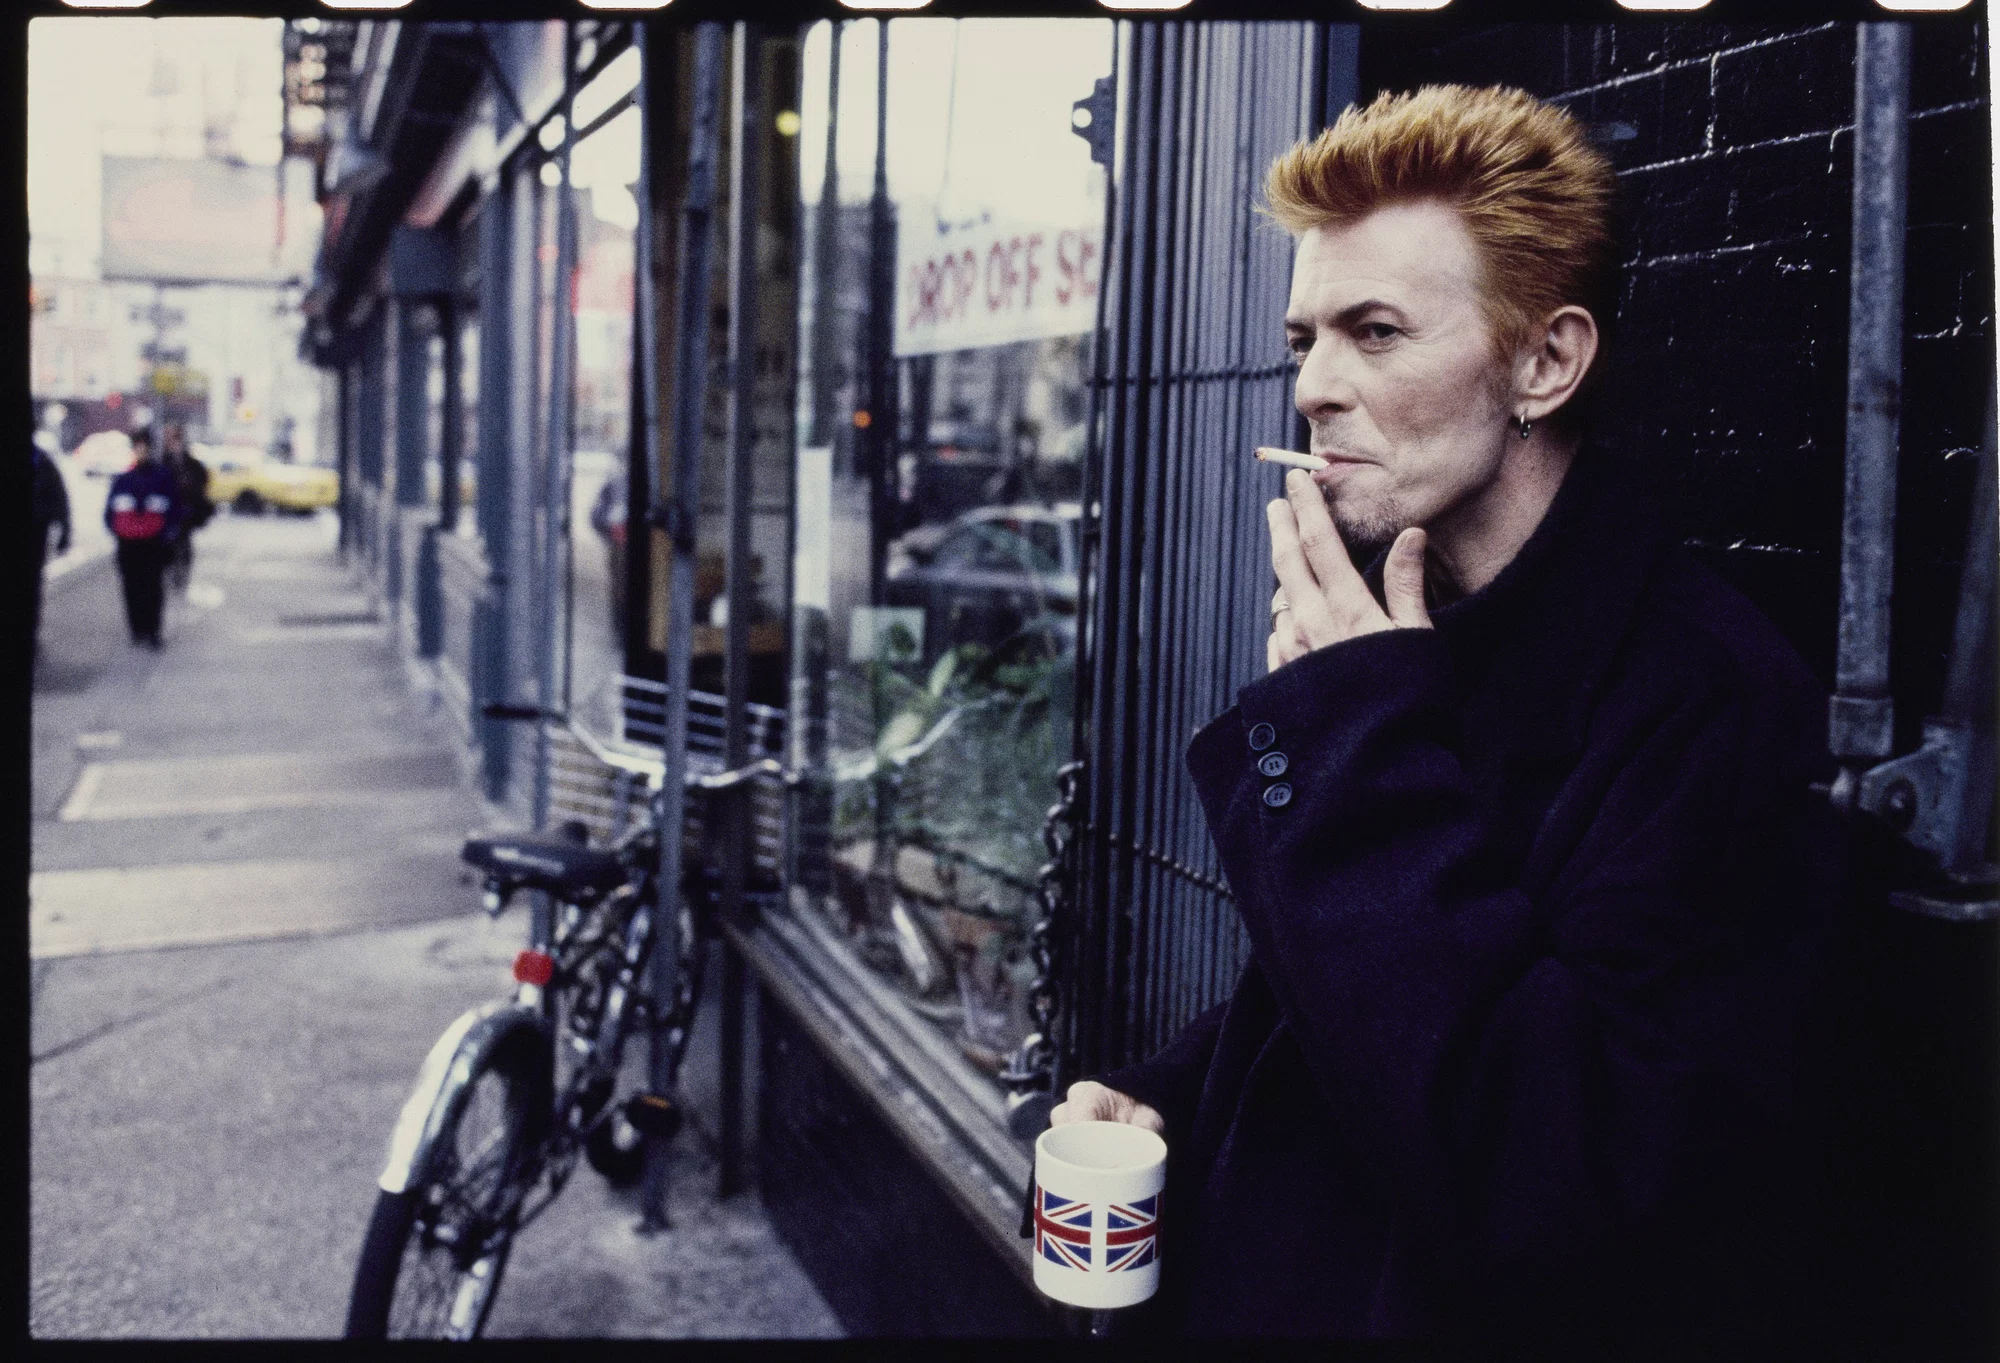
[1031, 1119, 1167, 1310]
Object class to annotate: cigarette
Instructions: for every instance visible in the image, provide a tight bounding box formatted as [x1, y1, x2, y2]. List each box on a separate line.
[1255, 447, 1329, 472]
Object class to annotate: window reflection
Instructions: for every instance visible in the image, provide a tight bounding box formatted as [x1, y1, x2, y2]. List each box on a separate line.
[454, 313, 478, 537]
[565, 98, 639, 740]
[790, 18, 1111, 1084]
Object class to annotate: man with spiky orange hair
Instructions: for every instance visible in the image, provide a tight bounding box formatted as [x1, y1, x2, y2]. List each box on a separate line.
[1049, 87, 1836, 1347]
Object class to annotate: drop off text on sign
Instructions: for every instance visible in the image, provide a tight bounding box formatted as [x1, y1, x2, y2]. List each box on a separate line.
[895, 214, 1102, 358]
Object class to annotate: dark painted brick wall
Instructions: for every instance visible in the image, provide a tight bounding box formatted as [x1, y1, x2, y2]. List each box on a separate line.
[1361, 22, 1993, 749]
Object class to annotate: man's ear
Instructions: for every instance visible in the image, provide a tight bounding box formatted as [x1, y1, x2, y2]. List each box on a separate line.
[1515, 305, 1599, 424]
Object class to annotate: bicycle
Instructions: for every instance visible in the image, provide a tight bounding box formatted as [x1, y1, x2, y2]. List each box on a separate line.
[342, 704, 758, 1340]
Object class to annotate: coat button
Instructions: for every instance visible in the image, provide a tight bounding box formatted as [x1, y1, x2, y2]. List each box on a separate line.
[1247, 722, 1276, 752]
[1262, 782, 1293, 809]
[1257, 752, 1288, 778]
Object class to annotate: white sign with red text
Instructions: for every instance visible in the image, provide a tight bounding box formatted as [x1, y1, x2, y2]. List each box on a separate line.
[894, 208, 1103, 357]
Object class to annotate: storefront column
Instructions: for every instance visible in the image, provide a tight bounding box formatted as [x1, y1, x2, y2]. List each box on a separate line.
[474, 171, 519, 804]
[533, 29, 581, 834]
[393, 301, 429, 510]
[355, 305, 388, 572]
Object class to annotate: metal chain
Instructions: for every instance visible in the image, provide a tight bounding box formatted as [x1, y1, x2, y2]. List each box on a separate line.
[1001, 759, 1084, 1097]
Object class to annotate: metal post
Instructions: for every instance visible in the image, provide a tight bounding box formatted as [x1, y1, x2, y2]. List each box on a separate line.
[1934, 382, 1997, 873]
[863, 18, 899, 931]
[807, 24, 842, 451]
[1829, 22, 1912, 778]
[718, 21, 763, 1201]
[534, 29, 581, 832]
[641, 20, 727, 1235]
[336, 360, 353, 563]
[440, 298, 462, 534]
[865, 20, 895, 607]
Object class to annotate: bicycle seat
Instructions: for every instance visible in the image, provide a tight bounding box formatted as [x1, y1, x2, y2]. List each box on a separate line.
[461, 835, 627, 898]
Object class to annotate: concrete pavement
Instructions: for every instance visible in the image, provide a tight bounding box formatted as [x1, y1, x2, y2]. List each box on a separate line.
[30, 508, 841, 1338]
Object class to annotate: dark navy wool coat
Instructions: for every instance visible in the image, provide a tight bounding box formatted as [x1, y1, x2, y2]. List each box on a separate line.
[1095, 448, 1840, 1345]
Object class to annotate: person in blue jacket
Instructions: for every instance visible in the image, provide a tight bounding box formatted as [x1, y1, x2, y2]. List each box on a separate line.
[104, 426, 182, 648]
[1048, 87, 1839, 1349]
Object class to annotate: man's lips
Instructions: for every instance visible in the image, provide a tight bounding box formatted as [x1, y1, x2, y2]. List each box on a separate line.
[1310, 451, 1373, 475]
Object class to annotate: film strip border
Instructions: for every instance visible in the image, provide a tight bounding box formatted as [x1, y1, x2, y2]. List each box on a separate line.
[30, 1, 1991, 23]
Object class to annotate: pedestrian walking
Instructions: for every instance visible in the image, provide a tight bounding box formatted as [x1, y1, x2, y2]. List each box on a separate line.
[160, 423, 212, 593]
[30, 433, 72, 660]
[105, 427, 182, 649]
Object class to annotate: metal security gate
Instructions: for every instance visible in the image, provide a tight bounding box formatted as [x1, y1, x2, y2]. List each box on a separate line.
[1058, 22, 1354, 1084]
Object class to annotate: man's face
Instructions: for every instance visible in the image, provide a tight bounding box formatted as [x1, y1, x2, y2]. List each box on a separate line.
[1284, 199, 1517, 557]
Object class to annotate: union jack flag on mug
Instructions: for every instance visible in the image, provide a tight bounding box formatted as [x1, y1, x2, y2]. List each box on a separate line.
[1105, 1191, 1160, 1272]
[1033, 1186, 1092, 1270]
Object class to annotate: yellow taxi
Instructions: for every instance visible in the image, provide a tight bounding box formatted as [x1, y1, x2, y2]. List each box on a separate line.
[198, 444, 339, 514]
[256, 460, 340, 513]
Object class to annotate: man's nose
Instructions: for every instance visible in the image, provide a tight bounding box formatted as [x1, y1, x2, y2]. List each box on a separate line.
[1293, 341, 1357, 424]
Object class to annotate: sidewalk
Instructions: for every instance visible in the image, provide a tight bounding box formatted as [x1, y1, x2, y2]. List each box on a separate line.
[30, 508, 840, 1338]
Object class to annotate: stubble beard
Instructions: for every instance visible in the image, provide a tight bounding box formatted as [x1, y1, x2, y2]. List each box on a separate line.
[1322, 480, 1409, 565]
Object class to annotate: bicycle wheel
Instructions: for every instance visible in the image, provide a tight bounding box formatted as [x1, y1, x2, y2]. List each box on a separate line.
[344, 1039, 540, 1339]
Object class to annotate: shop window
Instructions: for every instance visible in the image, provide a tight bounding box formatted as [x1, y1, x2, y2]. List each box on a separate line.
[562, 95, 640, 742]
[454, 312, 479, 538]
[450, 202, 481, 540]
[788, 18, 1112, 1090]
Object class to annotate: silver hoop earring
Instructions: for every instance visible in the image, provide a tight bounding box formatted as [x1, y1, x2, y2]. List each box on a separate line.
[1515, 413, 1533, 440]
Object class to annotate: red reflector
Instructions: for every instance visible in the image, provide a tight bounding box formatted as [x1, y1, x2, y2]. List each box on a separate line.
[513, 950, 555, 986]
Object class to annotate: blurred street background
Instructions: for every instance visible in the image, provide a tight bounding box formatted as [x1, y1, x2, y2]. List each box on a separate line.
[26, 15, 837, 1340]
[29, 499, 837, 1340]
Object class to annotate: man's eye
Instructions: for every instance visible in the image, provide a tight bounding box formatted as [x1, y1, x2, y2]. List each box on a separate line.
[1358, 323, 1400, 344]
[1284, 336, 1312, 365]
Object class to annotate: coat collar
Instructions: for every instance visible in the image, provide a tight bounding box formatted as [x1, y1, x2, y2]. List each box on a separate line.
[1365, 443, 1669, 765]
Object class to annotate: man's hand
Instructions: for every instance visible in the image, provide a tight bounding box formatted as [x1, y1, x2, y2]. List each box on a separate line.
[1268, 468, 1431, 672]
[1048, 1080, 1166, 1135]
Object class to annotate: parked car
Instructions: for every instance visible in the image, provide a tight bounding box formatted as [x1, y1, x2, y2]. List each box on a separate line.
[256, 460, 339, 514]
[201, 445, 267, 509]
[884, 503, 1080, 662]
[71, 430, 134, 479]
[201, 445, 337, 514]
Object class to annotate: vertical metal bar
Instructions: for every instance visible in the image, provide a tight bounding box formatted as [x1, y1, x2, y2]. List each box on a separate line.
[792, 23, 840, 915]
[622, 224, 650, 681]
[807, 23, 843, 450]
[864, 18, 899, 921]
[477, 174, 522, 804]
[1831, 22, 1911, 771]
[718, 19, 764, 1201]
[642, 19, 727, 1235]
[629, 6, 669, 1171]
[535, 28, 581, 831]
[865, 18, 896, 605]
[440, 297, 462, 534]
[1937, 380, 1998, 873]
[336, 361, 353, 562]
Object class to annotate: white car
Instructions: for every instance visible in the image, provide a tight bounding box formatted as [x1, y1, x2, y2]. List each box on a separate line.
[71, 430, 135, 479]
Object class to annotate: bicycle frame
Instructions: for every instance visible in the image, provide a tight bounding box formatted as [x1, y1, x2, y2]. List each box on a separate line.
[376, 825, 665, 1224]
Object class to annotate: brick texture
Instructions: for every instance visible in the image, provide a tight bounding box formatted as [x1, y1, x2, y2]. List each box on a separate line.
[1360, 19, 1992, 735]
